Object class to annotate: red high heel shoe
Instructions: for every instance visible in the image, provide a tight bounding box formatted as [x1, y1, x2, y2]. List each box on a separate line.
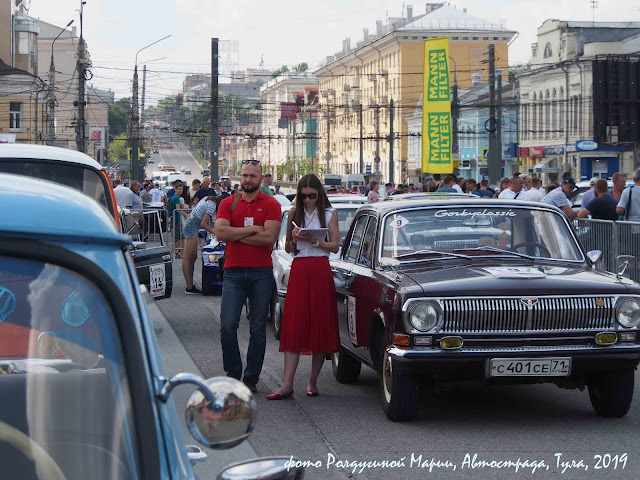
[265, 390, 294, 400]
[306, 389, 319, 397]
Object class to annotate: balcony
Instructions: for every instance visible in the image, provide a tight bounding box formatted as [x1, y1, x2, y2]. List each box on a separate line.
[350, 77, 359, 89]
[367, 98, 376, 108]
[342, 83, 351, 91]
[378, 96, 388, 105]
[378, 69, 388, 77]
[367, 73, 377, 83]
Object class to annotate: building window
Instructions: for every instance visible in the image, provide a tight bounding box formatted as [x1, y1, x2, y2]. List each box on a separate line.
[482, 37, 489, 40]
[543, 43, 553, 58]
[472, 37, 479, 40]
[10, 102, 22, 131]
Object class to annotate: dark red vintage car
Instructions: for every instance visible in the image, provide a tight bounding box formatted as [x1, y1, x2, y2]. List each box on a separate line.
[331, 198, 640, 421]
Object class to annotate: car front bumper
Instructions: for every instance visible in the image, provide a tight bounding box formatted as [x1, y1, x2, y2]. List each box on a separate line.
[388, 344, 640, 380]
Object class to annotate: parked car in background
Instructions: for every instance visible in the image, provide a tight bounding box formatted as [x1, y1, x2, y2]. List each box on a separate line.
[0, 144, 172, 299]
[201, 168, 210, 177]
[349, 185, 366, 194]
[0, 172, 302, 480]
[384, 192, 478, 201]
[330, 198, 640, 421]
[327, 194, 368, 205]
[185, 169, 191, 175]
[271, 203, 359, 339]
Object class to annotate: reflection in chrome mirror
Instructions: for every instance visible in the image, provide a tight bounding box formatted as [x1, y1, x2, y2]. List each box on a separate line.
[186, 377, 256, 450]
[616, 255, 636, 279]
[217, 457, 304, 480]
[36, 332, 58, 357]
[587, 250, 603, 265]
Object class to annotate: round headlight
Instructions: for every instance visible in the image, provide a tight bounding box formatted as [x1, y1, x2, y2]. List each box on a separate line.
[617, 299, 640, 328]
[409, 302, 440, 332]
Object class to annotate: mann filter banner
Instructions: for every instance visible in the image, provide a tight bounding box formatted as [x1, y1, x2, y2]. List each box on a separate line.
[422, 38, 452, 174]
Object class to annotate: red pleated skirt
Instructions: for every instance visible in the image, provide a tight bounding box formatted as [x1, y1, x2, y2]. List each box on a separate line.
[279, 256, 340, 355]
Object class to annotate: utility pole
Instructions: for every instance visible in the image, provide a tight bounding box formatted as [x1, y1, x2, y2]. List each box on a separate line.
[375, 104, 380, 173]
[75, 1, 87, 153]
[496, 72, 503, 177]
[451, 69, 459, 177]
[359, 102, 363, 175]
[487, 44, 499, 184]
[131, 65, 140, 181]
[292, 120, 297, 181]
[210, 38, 219, 181]
[140, 65, 147, 126]
[388, 99, 395, 184]
[326, 103, 331, 174]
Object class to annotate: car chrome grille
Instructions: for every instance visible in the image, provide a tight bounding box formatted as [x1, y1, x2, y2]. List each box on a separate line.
[440, 297, 615, 333]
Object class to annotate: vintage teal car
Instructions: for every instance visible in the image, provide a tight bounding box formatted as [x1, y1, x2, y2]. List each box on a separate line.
[0, 174, 302, 480]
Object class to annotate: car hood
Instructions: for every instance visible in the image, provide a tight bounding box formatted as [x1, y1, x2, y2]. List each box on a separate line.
[398, 262, 637, 296]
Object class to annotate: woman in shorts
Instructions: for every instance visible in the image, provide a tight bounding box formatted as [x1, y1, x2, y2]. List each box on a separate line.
[181, 195, 217, 294]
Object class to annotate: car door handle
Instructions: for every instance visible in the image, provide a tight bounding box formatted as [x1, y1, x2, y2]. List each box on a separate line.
[332, 268, 353, 278]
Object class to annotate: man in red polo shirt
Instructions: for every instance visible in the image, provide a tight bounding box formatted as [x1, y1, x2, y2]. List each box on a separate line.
[214, 160, 281, 393]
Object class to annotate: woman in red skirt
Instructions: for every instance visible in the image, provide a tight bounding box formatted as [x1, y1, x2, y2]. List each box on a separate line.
[267, 174, 340, 400]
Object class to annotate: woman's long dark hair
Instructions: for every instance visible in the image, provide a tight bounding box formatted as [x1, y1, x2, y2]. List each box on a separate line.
[288, 174, 332, 255]
[292, 174, 332, 229]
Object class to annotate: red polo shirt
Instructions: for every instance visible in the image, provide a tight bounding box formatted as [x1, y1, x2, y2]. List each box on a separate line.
[217, 191, 281, 268]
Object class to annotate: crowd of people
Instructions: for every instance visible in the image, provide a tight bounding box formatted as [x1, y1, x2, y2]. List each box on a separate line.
[363, 170, 639, 223]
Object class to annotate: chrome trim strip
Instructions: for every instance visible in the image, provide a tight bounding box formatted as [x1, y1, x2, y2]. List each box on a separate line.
[403, 295, 640, 334]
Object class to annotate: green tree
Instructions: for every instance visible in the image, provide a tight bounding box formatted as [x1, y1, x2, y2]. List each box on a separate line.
[108, 98, 131, 137]
[108, 133, 128, 162]
[293, 62, 308, 73]
[272, 65, 290, 78]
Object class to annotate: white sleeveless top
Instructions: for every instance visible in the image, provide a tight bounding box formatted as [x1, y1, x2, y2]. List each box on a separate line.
[296, 207, 335, 258]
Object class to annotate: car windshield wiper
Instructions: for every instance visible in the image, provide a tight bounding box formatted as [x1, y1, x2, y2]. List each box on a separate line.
[395, 249, 472, 260]
[453, 246, 535, 261]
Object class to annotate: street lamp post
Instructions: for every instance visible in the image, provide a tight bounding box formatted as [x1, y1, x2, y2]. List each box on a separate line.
[131, 35, 171, 181]
[48, 20, 74, 145]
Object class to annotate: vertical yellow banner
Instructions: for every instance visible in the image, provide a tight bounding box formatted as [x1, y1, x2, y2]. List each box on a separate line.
[422, 38, 452, 174]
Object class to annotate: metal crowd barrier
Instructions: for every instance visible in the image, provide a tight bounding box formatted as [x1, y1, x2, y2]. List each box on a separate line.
[122, 209, 169, 249]
[572, 218, 640, 282]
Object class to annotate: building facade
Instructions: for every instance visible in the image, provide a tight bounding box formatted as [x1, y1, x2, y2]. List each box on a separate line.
[258, 72, 319, 180]
[314, 3, 515, 184]
[518, 20, 640, 182]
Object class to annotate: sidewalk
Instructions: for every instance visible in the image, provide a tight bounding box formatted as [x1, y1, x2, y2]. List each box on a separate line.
[153, 271, 258, 479]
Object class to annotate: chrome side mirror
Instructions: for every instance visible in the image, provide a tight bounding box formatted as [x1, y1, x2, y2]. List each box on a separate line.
[587, 250, 603, 265]
[157, 374, 256, 450]
[217, 457, 304, 480]
[616, 255, 636, 279]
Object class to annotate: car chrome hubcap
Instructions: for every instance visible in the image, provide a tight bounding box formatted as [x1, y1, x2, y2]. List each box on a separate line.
[383, 354, 392, 402]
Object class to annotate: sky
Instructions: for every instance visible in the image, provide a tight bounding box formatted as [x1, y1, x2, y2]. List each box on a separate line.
[27, 0, 640, 104]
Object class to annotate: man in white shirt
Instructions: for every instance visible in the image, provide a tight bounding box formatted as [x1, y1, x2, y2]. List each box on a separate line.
[498, 175, 528, 200]
[452, 177, 465, 193]
[149, 182, 166, 203]
[527, 177, 545, 202]
[113, 179, 134, 208]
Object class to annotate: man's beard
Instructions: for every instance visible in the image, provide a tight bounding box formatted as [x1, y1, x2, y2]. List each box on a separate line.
[242, 183, 259, 193]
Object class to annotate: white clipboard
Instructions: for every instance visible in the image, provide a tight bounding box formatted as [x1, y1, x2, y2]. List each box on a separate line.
[298, 228, 328, 249]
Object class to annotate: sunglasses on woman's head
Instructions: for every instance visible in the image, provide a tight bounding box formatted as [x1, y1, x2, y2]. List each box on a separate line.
[241, 160, 261, 165]
[299, 193, 317, 200]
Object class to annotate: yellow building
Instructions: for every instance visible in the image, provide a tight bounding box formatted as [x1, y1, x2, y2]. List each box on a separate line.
[314, 3, 516, 183]
[0, 59, 46, 143]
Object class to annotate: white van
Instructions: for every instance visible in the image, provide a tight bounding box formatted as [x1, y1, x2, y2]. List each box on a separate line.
[164, 173, 188, 192]
[341, 174, 367, 191]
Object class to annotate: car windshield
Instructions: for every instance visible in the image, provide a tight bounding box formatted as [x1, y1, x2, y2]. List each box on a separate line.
[0, 256, 140, 480]
[381, 206, 583, 262]
[0, 159, 112, 216]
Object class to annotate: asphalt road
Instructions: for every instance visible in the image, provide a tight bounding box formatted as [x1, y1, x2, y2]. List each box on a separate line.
[146, 134, 206, 185]
[154, 258, 640, 480]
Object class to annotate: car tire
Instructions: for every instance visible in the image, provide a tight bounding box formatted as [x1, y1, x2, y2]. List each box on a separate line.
[588, 368, 635, 418]
[380, 336, 418, 422]
[332, 349, 361, 384]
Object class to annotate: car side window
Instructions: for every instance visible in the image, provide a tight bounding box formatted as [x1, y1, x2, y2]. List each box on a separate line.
[358, 217, 378, 267]
[345, 216, 369, 263]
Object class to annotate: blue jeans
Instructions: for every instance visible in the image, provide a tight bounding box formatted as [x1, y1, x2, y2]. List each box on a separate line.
[220, 267, 273, 381]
